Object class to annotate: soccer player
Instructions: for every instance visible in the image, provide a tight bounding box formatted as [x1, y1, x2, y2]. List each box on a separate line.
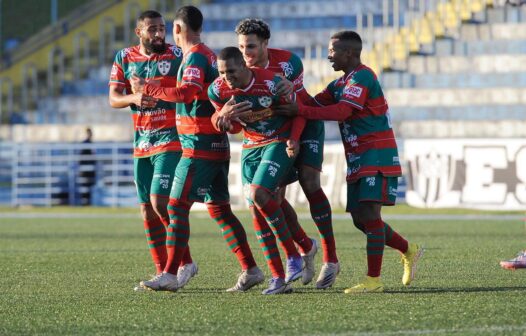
[209, 46, 308, 294]
[235, 18, 339, 289]
[108, 10, 195, 290]
[133, 6, 264, 292]
[271, 31, 424, 293]
[500, 250, 526, 269]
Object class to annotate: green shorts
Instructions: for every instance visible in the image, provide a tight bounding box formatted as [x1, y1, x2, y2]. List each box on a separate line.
[134, 151, 181, 204]
[346, 173, 399, 212]
[241, 141, 295, 199]
[170, 157, 230, 204]
[296, 120, 324, 171]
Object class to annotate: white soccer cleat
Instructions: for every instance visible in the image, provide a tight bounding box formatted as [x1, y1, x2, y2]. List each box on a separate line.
[141, 272, 179, 291]
[226, 266, 265, 292]
[261, 277, 293, 295]
[301, 238, 318, 285]
[177, 262, 198, 289]
[315, 262, 340, 289]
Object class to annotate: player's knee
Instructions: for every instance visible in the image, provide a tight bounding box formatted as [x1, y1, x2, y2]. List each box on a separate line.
[299, 168, 321, 193]
[140, 203, 157, 221]
[250, 185, 270, 208]
[150, 196, 168, 217]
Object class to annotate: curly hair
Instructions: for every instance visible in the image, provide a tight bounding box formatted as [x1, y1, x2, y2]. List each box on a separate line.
[235, 18, 271, 40]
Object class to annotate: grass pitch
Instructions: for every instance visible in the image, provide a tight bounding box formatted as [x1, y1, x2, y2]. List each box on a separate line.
[1, 206, 525, 335]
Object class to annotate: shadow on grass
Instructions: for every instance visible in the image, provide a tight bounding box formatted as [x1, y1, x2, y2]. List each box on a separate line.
[385, 286, 526, 294]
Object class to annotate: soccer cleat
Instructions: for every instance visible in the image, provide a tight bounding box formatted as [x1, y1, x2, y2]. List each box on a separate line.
[285, 255, 303, 283]
[401, 243, 424, 286]
[141, 272, 179, 291]
[177, 262, 198, 288]
[226, 266, 265, 292]
[500, 250, 526, 270]
[261, 277, 293, 295]
[301, 238, 318, 285]
[315, 262, 340, 289]
[344, 276, 384, 294]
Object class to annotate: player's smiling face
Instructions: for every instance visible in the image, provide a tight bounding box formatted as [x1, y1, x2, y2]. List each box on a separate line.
[237, 34, 268, 68]
[137, 17, 166, 54]
[218, 58, 251, 89]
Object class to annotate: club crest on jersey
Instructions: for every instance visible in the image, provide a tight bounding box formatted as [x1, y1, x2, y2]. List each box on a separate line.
[169, 45, 182, 57]
[344, 85, 363, 98]
[258, 96, 272, 108]
[157, 60, 171, 76]
[279, 62, 294, 78]
[264, 80, 277, 95]
[183, 67, 200, 79]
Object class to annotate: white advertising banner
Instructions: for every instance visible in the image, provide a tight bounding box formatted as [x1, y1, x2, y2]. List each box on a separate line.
[404, 139, 526, 210]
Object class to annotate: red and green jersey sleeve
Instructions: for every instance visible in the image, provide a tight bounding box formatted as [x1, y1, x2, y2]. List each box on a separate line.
[109, 45, 182, 158]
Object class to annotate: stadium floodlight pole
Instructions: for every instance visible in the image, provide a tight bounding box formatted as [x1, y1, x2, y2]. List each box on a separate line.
[367, 12, 373, 48]
[382, 0, 389, 28]
[394, 0, 399, 31]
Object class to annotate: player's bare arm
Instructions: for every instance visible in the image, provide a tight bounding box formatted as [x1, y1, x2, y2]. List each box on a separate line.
[109, 85, 157, 109]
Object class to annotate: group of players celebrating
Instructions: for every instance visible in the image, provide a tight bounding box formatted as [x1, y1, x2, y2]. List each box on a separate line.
[108, 5, 424, 295]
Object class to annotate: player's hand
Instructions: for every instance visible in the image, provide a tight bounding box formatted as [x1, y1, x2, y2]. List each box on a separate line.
[130, 75, 146, 94]
[221, 96, 252, 125]
[286, 139, 299, 158]
[272, 102, 299, 117]
[216, 115, 233, 132]
[276, 75, 294, 97]
[130, 92, 157, 108]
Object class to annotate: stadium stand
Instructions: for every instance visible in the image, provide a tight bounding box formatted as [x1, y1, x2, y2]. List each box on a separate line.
[0, 0, 524, 206]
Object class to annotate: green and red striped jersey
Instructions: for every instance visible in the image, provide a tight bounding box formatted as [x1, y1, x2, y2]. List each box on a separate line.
[109, 44, 182, 158]
[208, 68, 295, 149]
[175, 44, 229, 161]
[313, 64, 401, 182]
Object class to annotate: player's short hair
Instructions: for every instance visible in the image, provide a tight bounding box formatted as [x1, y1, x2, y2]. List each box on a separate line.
[217, 47, 245, 65]
[137, 10, 162, 24]
[235, 18, 271, 40]
[175, 6, 203, 32]
[331, 30, 362, 51]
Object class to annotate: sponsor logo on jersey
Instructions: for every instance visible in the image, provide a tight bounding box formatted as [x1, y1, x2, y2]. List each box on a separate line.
[278, 61, 294, 78]
[183, 67, 200, 79]
[170, 45, 182, 57]
[138, 141, 152, 151]
[110, 64, 118, 76]
[293, 73, 304, 87]
[121, 48, 131, 58]
[264, 80, 277, 95]
[211, 55, 217, 69]
[258, 96, 272, 108]
[212, 80, 221, 96]
[344, 85, 363, 98]
[157, 60, 171, 75]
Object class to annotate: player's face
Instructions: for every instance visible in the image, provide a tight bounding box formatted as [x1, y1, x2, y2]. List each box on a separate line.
[328, 39, 350, 72]
[238, 34, 268, 68]
[218, 58, 250, 89]
[137, 17, 166, 54]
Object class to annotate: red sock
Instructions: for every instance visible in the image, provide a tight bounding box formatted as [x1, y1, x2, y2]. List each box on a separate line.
[364, 218, 385, 277]
[281, 199, 312, 254]
[306, 188, 337, 263]
[165, 198, 192, 274]
[255, 196, 300, 259]
[143, 217, 167, 274]
[208, 203, 257, 270]
[251, 206, 284, 278]
[384, 222, 408, 253]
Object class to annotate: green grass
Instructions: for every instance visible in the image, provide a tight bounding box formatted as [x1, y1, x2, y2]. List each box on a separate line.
[1, 208, 526, 335]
